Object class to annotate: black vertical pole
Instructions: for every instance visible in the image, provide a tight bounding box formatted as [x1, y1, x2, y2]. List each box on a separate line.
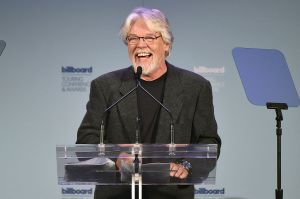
[266, 102, 287, 199]
[275, 109, 283, 199]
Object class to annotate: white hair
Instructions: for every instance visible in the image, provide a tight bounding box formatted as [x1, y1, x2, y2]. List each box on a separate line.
[120, 7, 174, 56]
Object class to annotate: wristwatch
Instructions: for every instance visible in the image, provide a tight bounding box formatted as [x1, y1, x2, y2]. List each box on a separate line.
[181, 160, 192, 171]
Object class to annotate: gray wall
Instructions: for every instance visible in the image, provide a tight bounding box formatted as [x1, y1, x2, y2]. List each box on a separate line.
[0, 0, 299, 198]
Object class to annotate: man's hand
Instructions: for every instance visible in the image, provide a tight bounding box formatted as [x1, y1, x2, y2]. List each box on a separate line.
[115, 152, 134, 170]
[170, 163, 189, 179]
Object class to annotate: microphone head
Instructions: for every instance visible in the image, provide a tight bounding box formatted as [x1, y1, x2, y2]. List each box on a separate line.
[136, 66, 142, 79]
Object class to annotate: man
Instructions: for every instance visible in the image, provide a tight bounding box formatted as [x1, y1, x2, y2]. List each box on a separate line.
[76, 7, 221, 199]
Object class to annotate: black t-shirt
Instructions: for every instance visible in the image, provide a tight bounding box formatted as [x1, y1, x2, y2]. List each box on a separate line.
[137, 72, 167, 143]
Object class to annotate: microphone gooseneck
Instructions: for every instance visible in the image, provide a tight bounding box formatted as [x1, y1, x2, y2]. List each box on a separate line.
[99, 67, 143, 145]
[135, 66, 142, 144]
[135, 66, 175, 145]
[99, 65, 175, 146]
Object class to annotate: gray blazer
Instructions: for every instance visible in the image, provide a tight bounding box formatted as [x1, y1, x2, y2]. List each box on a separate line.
[76, 62, 221, 199]
[77, 62, 221, 146]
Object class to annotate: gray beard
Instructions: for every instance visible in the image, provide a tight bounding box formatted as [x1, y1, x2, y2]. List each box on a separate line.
[133, 62, 158, 76]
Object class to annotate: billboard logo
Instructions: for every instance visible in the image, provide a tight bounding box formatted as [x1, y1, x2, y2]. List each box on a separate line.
[61, 66, 93, 92]
[193, 65, 225, 93]
[195, 187, 225, 199]
[62, 66, 92, 73]
[62, 187, 93, 195]
[195, 187, 225, 195]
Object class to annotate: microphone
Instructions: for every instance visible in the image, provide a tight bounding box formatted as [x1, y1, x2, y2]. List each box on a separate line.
[99, 67, 142, 145]
[0, 40, 6, 56]
[99, 66, 175, 147]
[136, 66, 142, 81]
[135, 66, 142, 144]
[135, 67, 175, 145]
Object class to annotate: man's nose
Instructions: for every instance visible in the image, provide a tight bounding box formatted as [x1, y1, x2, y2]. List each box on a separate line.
[136, 37, 147, 47]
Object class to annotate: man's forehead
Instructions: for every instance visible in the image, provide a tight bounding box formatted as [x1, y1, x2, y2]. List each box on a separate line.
[129, 18, 157, 34]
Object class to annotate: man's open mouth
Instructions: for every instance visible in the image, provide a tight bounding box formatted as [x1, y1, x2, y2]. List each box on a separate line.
[135, 52, 153, 58]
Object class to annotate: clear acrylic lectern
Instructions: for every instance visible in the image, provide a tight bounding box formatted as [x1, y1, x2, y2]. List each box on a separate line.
[56, 144, 218, 198]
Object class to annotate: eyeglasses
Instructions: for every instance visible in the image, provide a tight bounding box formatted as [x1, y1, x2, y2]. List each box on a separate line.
[126, 35, 162, 45]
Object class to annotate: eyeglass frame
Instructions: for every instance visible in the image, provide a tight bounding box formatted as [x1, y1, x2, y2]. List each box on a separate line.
[126, 34, 162, 45]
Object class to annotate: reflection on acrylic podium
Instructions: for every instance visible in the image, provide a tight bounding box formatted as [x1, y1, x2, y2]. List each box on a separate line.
[57, 144, 218, 199]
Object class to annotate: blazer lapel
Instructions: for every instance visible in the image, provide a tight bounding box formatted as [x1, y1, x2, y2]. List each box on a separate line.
[155, 64, 184, 143]
[116, 65, 185, 144]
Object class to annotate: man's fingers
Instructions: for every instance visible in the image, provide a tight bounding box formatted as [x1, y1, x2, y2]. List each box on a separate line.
[116, 153, 134, 170]
[170, 163, 188, 179]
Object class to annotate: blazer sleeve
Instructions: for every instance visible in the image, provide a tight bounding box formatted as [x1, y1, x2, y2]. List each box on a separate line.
[191, 80, 221, 156]
[76, 79, 107, 144]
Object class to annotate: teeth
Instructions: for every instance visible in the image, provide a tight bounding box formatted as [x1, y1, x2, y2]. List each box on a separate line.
[137, 52, 151, 57]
